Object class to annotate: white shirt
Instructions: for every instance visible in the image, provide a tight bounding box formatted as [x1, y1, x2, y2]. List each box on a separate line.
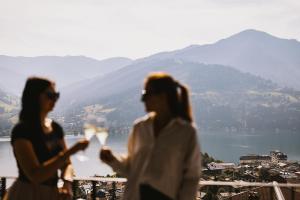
[109, 113, 201, 200]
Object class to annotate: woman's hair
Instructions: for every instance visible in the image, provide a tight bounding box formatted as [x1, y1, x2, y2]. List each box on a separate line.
[19, 77, 53, 127]
[144, 72, 193, 123]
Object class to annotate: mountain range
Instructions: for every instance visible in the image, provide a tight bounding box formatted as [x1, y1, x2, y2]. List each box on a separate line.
[0, 56, 133, 94]
[138, 29, 300, 89]
[56, 58, 300, 134]
[1, 29, 300, 95]
[1, 29, 300, 135]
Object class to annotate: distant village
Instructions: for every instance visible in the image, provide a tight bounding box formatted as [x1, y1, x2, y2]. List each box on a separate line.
[203, 150, 299, 183]
[71, 150, 300, 199]
[199, 150, 300, 199]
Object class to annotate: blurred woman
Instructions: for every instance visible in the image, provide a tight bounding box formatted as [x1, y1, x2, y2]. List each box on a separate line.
[4, 77, 89, 200]
[100, 72, 201, 200]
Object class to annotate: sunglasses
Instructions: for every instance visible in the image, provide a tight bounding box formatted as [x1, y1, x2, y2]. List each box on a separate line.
[141, 89, 158, 102]
[45, 91, 60, 101]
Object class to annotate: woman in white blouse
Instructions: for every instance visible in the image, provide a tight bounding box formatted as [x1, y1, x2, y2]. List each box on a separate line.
[100, 72, 201, 200]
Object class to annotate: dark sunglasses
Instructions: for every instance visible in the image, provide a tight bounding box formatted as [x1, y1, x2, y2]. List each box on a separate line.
[141, 89, 158, 102]
[45, 91, 60, 101]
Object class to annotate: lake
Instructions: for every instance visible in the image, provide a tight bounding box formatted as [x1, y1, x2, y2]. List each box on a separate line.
[0, 131, 300, 177]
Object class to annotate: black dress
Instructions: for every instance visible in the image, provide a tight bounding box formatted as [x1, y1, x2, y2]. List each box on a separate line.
[5, 121, 64, 200]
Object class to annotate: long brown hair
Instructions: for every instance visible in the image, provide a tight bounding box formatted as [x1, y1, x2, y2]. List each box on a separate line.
[144, 72, 193, 123]
[19, 77, 53, 128]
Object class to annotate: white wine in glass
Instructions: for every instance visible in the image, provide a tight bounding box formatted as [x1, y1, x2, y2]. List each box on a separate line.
[84, 124, 96, 140]
[76, 117, 98, 162]
[95, 127, 108, 146]
[93, 116, 109, 146]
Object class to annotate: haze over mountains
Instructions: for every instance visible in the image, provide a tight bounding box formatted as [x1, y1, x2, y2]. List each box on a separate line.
[58, 59, 276, 109]
[139, 29, 300, 89]
[1, 29, 299, 96]
[0, 29, 300, 135]
[57, 59, 300, 133]
[0, 56, 133, 94]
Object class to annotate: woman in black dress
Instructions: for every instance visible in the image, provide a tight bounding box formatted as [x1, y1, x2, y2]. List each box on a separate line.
[4, 77, 89, 200]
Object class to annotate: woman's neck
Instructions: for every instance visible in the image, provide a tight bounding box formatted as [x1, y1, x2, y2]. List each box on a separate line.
[40, 113, 47, 123]
[40, 112, 54, 134]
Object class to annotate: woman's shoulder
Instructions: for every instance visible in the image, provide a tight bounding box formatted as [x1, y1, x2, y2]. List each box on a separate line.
[133, 113, 154, 127]
[11, 122, 32, 142]
[12, 122, 30, 133]
[51, 120, 64, 138]
[51, 120, 63, 130]
[174, 118, 198, 135]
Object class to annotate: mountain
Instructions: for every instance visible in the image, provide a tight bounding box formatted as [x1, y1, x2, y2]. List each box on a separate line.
[59, 59, 276, 108]
[0, 55, 133, 95]
[0, 66, 25, 95]
[2, 29, 299, 94]
[1, 29, 300, 134]
[0, 88, 19, 135]
[56, 59, 300, 133]
[137, 29, 300, 89]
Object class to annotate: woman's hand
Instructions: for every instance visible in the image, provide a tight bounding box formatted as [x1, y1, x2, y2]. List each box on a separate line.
[68, 140, 89, 156]
[100, 147, 116, 163]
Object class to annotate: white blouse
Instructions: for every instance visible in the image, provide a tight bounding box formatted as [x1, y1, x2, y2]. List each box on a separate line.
[109, 113, 201, 200]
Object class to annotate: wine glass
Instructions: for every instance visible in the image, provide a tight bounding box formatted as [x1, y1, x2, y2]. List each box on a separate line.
[76, 115, 98, 161]
[94, 117, 109, 147]
[76, 114, 109, 161]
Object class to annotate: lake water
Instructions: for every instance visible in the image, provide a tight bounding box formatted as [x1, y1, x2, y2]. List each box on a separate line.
[1, 131, 300, 178]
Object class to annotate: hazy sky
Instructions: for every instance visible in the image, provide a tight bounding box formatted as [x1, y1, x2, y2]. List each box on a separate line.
[1, 0, 299, 60]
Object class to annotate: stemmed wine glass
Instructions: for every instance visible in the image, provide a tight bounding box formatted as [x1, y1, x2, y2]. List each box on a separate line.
[76, 114, 109, 161]
[94, 117, 109, 147]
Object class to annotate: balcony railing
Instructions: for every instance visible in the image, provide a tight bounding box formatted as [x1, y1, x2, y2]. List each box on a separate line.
[1, 176, 300, 200]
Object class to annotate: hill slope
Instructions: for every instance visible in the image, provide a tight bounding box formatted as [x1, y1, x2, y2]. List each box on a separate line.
[57, 59, 300, 133]
[0, 55, 133, 94]
[139, 29, 300, 89]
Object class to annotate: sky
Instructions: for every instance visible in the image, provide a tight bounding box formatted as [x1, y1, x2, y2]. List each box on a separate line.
[0, 0, 300, 60]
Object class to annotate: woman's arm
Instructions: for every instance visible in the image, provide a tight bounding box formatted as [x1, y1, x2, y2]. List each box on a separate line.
[100, 125, 136, 177]
[13, 139, 88, 184]
[59, 138, 76, 200]
[60, 139, 74, 181]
